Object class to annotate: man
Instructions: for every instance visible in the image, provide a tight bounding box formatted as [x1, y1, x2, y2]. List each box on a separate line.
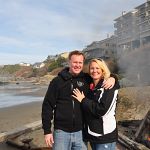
[42, 50, 115, 150]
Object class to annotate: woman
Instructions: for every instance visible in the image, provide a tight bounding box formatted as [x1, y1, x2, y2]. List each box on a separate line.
[72, 58, 120, 150]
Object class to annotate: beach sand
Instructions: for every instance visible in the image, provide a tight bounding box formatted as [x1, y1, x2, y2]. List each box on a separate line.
[0, 101, 43, 133]
[0, 86, 47, 150]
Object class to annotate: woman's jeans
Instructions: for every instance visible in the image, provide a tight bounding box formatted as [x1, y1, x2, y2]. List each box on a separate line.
[90, 142, 116, 150]
[52, 129, 87, 150]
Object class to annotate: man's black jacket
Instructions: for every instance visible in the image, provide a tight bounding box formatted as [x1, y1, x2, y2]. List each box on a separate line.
[42, 68, 90, 134]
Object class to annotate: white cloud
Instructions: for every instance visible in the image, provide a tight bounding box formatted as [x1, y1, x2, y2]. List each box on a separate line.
[0, 0, 144, 64]
[0, 36, 24, 47]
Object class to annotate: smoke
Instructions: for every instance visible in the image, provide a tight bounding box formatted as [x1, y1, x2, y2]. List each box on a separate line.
[118, 44, 150, 86]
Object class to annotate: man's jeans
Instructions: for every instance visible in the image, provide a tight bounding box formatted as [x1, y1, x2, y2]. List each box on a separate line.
[91, 142, 116, 150]
[52, 129, 87, 150]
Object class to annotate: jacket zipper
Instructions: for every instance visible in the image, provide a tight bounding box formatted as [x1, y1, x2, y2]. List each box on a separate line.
[71, 80, 75, 128]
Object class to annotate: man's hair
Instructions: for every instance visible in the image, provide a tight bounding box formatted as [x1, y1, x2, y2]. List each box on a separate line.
[68, 50, 85, 60]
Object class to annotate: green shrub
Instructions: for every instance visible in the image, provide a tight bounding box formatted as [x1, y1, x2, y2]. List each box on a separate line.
[1, 64, 21, 74]
[48, 56, 66, 72]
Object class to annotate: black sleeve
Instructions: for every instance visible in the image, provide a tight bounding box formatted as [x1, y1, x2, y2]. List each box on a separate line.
[82, 81, 119, 117]
[41, 78, 58, 134]
[110, 73, 118, 84]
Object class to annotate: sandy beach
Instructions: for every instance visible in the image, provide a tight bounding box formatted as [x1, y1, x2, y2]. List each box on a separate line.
[0, 85, 48, 150]
[0, 101, 43, 133]
[0, 84, 48, 133]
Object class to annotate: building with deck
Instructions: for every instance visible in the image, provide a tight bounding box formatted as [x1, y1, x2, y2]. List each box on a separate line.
[114, 0, 150, 56]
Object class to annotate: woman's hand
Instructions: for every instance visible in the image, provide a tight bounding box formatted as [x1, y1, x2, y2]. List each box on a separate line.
[72, 88, 85, 102]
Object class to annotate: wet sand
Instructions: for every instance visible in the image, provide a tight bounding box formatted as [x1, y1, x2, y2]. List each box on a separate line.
[0, 101, 43, 133]
[0, 86, 47, 150]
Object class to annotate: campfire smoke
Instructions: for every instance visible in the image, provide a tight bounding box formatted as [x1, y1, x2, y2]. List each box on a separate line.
[118, 44, 150, 87]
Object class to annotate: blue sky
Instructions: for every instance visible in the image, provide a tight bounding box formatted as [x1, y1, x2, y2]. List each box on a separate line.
[0, 0, 144, 65]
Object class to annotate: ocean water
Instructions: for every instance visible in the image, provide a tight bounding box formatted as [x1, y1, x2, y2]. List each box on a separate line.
[0, 83, 43, 108]
[0, 93, 42, 108]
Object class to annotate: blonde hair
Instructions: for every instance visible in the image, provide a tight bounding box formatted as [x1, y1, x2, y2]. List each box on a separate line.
[89, 58, 110, 79]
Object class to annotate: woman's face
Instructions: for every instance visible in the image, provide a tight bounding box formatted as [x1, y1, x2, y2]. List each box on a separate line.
[89, 61, 103, 81]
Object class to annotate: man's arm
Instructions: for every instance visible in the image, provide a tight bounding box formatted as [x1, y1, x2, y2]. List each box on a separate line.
[42, 78, 57, 146]
[102, 74, 118, 89]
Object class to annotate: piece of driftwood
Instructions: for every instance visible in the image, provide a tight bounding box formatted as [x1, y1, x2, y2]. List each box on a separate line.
[118, 120, 141, 127]
[118, 132, 150, 150]
[7, 139, 51, 150]
[6, 139, 51, 150]
[0, 120, 41, 142]
[6, 138, 29, 149]
[0, 120, 53, 150]
[135, 110, 150, 142]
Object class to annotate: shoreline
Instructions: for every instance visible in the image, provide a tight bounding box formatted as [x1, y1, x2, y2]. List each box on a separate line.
[0, 84, 48, 133]
[0, 84, 48, 150]
[0, 101, 43, 133]
[0, 101, 45, 150]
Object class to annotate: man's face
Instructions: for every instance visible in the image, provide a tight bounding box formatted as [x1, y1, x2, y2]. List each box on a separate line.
[69, 55, 84, 75]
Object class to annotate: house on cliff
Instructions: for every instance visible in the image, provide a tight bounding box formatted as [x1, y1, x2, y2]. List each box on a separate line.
[83, 35, 117, 61]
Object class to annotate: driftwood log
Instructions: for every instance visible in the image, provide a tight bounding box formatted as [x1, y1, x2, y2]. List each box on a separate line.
[6, 138, 50, 150]
[0, 120, 52, 150]
[135, 110, 150, 141]
[0, 120, 41, 142]
[118, 132, 150, 150]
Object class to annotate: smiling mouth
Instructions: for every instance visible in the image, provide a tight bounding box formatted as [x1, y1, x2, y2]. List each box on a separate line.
[74, 68, 81, 70]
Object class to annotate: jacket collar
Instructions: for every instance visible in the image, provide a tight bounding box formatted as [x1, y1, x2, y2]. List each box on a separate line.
[90, 79, 104, 91]
[58, 67, 85, 81]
